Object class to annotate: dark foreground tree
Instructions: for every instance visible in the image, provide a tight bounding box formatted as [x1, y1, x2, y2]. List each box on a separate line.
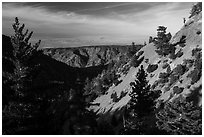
[53, 79, 98, 135]
[2, 17, 41, 134]
[122, 65, 161, 134]
[2, 18, 98, 135]
[156, 95, 202, 135]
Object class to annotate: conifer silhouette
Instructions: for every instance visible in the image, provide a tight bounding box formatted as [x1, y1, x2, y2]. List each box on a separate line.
[2, 17, 41, 134]
[123, 65, 161, 134]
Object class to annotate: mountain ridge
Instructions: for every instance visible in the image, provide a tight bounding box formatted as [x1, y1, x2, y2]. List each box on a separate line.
[42, 44, 143, 68]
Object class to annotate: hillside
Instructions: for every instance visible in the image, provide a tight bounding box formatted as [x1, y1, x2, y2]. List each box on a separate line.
[2, 33, 143, 134]
[90, 12, 202, 114]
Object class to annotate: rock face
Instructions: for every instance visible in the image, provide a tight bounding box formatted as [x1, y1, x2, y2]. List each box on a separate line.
[42, 46, 138, 68]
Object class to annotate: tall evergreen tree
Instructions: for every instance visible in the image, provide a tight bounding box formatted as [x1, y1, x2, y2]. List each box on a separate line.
[156, 95, 202, 135]
[2, 17, 41, 134]
[122, 65, 161, 134]
[129, 65, 160, 117]
[9, 17, 41, 98]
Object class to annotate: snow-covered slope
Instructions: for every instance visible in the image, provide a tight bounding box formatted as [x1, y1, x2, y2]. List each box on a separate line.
[90, 12, 202, 114]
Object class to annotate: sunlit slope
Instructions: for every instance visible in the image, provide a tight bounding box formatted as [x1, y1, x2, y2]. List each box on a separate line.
[90, 12, 202, 114]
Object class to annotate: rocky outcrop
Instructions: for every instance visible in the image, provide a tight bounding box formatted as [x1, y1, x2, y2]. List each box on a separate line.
[42, 45, 142, 68]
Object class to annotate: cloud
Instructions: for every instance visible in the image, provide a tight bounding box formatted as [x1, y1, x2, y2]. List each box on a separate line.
[2, 2, 193, 48]
[3, 3, 90, 25]
[74, 3, 134, 13]
[2, 3, 141, 38]
[3, 3, 142, 26]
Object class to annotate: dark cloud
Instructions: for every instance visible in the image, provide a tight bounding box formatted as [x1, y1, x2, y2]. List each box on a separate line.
[3, 2, 169, 17]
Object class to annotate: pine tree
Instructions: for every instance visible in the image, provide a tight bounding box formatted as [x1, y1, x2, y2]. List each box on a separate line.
[64, 78, 98, 134]
[129, 65, 160, 117]
[156, 95, 202, 135]
[2, 17, 41, 134]
[153, 26, 174, 56]
[8, 17, 40, 96]
[123, 65, 161, 134]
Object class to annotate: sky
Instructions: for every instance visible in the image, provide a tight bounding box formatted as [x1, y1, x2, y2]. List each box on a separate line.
[2, 2, 194, 48]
